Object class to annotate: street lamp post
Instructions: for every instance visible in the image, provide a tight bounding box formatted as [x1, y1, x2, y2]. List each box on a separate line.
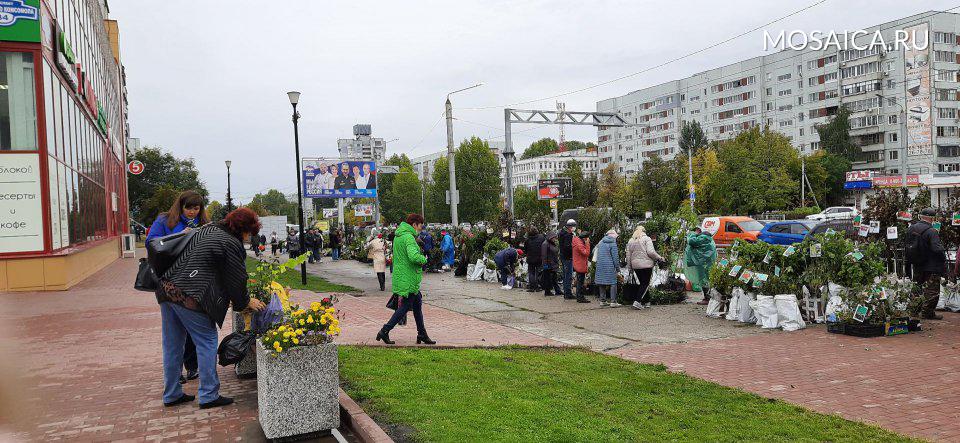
[225, 160, 233, 211]
[445, 83, 482, 226]
[287, 91, 307, 285]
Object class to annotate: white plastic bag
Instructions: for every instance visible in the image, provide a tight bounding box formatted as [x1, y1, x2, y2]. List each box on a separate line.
[737, 291, 756, 323]
[466, 264, 476, 278]
[483, 268, 498, 283]
[945, 290, 960, 312]
[824, 292, 847, 323]
[725, 288, 743, 321]
[467, 259, 485, 281]
[650, 268, 669, 288]
[774, 294, 806, 331]
[754, 295, 779, 328]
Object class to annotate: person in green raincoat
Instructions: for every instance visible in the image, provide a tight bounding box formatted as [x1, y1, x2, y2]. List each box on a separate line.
[684, 227, 716, 305]
[375, 214, 436, 345]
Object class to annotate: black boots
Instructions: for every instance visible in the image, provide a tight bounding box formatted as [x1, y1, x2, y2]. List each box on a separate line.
[376, 327, 395, 344]
[416, 334, 436, 345]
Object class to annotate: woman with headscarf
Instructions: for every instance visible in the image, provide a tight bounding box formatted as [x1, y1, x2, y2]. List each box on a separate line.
[594, 229, 621, 307]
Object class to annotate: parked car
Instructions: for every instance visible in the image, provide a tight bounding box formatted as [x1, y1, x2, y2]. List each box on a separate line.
[808, 219, 859, 239]
[700, 216, 765, 247]
[806, 206, 858, 221]
[758, 220, 818, 245]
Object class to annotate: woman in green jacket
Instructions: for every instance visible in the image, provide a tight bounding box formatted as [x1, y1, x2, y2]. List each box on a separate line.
[376, 214, 436, 345]
[684, 227, 717, 305]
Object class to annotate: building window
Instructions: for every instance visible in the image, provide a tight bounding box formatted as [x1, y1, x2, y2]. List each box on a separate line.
[888, 132, 898, 143]
[0, 52, 37, 151]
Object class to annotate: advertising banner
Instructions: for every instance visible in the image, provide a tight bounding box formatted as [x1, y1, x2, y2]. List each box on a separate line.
[537, 178, 572, 200]
[872, 175, 920, 188]
[845, 171, 873, 182]
[0, 153, 44, 253]
[322, 208, 338, 218]
[303, 158, 377, 198]
[903, 23, 932, 158]
[354, 204, 374, 217]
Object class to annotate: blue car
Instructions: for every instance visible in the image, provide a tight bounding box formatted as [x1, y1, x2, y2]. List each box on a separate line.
[758, 220, 818, 245]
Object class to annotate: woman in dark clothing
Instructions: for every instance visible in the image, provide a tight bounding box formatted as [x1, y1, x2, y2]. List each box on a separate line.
[541, 232, 562, 296]
[146, 190, 209, 384]
[156, 207, 266, 409]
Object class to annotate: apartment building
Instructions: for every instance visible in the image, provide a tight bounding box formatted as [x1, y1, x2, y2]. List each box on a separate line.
[598, 11, 960, 178]
[411, 140, 508, 184]
[338, 124, 386, 162]
[511, 148, 600, 189]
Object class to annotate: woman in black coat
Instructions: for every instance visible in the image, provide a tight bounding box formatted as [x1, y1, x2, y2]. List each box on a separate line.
[156, 208, 266, 409]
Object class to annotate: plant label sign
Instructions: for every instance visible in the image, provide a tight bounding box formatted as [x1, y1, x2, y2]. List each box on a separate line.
[933, 222, 942, 231]
[858, 224, 870, 237]
[850, 251, 864, 261]
[718, 258, 729, 267]
[762, 251, 772, 264]
[853, 215, 862, 227]
[774, 266, 782, 276]
[739, 270, 754, 284]
[810, 243, 822, 257]
[897, 211, 913, 221]
[853, 304, 869, 322]
[886, 226, 898, 239]
[752, 273, 768, 288]
[783, 245, 796, 257]
[869, 220, 881, 233]
[729, 265, 742, 277]
[953, 213, 960, 226]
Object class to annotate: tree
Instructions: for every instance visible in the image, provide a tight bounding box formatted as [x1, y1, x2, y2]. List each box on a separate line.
[128, 146, 208, 225]
[707, 127, 799, 214]
[557, 159, 598, 213]
[597, 163, 628, 213]
[520, 138, 559, 159]
[800, 150, 850, 207]
[425, 137, 502, 223]
[690, 148, 723, 214]
[815, 106, 857, 161]
[384, 167, 423, 224]
[245, 201, 270, 216]
[563, 141, 597, 152]
[679, 120, 708, 156]
[207, 200, 225, 222]
[139, 187, 181, 226]
[513, 186, 551, 227]
[251, 189, 298, 223]
[629, 155, 685, 213]
[425, 157, 451, 223]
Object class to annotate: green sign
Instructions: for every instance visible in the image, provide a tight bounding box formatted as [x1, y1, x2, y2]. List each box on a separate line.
[96, 101, 107, 135]
[58, 30, 75, 63]
[0, 0, 41, 43]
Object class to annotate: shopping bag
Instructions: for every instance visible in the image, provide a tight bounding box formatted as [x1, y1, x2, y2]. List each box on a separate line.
[774, 294, 806, 331]
[218, 331, 255, 366]
[134, 258, 158, 291]
[506, 275, 516, 289]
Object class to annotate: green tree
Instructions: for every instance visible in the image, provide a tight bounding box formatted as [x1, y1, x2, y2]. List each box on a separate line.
[251, 189, 298, 223]
[629, 155, 685, 213]
[128, 146, 208, 225]
[679, 120, 708, 155]
[563, 141, 598, 152]
[426, 157, 451, 223]
[557, 159, 598, 212]
[799, 150, 850, 207]
[385, 168, 423, 224]
[245, 201, 270, 216]
[520, 138, 559, 159]
[207, 200, 225, 222]
[815, 106, 857, 161]
[597, 163, 628, 213]
[708, 127, 799, 214]
[139, 186, 181, 226]
[513, 186, 551, 226]
[426, 137, 502, 223]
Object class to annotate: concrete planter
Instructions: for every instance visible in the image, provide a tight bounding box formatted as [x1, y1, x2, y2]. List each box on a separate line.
[256, 340, 340, 440]
[231, 312, 257, 378]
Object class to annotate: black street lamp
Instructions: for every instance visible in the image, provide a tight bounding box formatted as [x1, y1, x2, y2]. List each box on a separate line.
[225, 160, 234, 211]
[288, 91, 307, 285]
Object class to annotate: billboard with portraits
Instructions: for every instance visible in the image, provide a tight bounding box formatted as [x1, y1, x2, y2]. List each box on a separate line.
[302, 158, 377, 198]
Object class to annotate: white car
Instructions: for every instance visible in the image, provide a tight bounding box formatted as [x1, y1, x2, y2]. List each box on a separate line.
[806, 206, 859, 221]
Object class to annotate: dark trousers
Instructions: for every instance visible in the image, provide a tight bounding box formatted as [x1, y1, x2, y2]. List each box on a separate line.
[377, 272, 386, 290]
[543, 268, 562, 295]
[632, 268, 653, 305]
[383, 292, 427, 336]
[561, 259, 574, 297]
[312, 246, 321, 262]
[498, 266, 510, 285]
[527, 261, 541, 290]
[575, 272, 587, 298]
[918, 272, 942, 317]
[183, 335, 197, 373]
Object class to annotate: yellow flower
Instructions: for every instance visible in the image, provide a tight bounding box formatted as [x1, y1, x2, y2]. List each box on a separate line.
[276, 346, 283, 352]
[278, 325, 286, 332]
[307, 315, 314, 324]
[292, 338, 299, 345]
[273, 341, 280, 348]
[284, 332, 292, 338]
[299, 319, 306, 325]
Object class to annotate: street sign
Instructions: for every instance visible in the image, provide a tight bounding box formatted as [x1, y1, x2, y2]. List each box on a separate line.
[379, 165, 400, 174]
[549, 199, 558, 209]
[127, 160, 144, 175]
[537, 178, 572, 200]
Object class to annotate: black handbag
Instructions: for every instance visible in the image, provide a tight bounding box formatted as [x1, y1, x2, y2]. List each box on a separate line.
[386, 294, 399, 310]
[622, 270, 640, 303]
[134, 258, 158, 291]
[218, 331, 255, 366]
[147, 230, 197, 277]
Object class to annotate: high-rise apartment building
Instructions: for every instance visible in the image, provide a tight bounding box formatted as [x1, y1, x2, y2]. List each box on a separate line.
[338, 124, 386, 162]
[598, 11, 960, 179]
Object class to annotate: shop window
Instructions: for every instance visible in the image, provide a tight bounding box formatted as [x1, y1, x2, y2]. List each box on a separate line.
[0, 52, 37, 151]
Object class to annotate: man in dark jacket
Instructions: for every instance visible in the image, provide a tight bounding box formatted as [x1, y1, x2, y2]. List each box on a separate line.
[494, 247, 524, 288]
[250, 231, 261, 257]
[541, 231, 563, 296]
[419, 230, 435, 271]
[907, 208, 946, 320]
[329, 229, 341, 260]
[558, 219, 577, 298]
[524, 228, 545, 292]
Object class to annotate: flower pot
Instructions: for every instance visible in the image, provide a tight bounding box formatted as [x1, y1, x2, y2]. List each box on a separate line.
[232, 312, 257, 378]
[256, 341, 340, 440]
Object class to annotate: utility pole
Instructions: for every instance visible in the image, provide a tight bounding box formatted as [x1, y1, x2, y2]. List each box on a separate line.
[801, 155, 805, 206]
[287, 91, 307, 285]
[444, 83, 482, 225]
[504, 108, 515, 215]
[688, 151, 694, 211]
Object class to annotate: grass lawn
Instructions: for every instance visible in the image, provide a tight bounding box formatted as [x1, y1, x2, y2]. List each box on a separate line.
[245, 257, 357, 293]
[339, 346, 916, 443]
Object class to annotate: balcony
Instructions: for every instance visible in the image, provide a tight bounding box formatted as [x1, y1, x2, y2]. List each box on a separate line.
[938, 145, 960, 158]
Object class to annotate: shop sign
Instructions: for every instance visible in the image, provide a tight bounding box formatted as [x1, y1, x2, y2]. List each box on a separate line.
[127, 160, 144, 175]
[96, 102, 107, 135]
[0, 153, 44, 253]
[872, 175, 920, 188]
[57, 30, 74, 63]
[845, 171, 873, 182]
[0, 0, 40, 43]
[54, 30, 78, 91]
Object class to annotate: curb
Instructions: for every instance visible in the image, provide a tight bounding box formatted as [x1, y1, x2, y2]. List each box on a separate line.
[339, 388, 394, 443]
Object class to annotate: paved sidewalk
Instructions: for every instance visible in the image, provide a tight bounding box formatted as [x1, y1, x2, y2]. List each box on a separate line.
[0, 256, 556, 441]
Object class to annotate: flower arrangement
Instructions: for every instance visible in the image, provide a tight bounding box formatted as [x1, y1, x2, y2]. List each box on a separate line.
[248, 253, 311, 304]
[261, 298, 341, 356]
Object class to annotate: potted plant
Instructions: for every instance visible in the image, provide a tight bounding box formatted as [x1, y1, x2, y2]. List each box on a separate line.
[257, 299, 342, 440]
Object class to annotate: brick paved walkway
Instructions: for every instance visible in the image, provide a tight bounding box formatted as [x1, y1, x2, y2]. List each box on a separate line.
[611, 315, 960, 442]
[0, 256, 556, 441]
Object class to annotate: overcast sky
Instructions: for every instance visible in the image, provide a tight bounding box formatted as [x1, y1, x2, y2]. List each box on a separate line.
[109, 0, 959, 203]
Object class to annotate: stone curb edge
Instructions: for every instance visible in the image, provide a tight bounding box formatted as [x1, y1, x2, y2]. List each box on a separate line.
[339, 388, 394, 443]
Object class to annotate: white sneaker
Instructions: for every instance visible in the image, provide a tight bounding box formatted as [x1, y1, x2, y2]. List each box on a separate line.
[501, 285, 511, 290]
[609, 302, 622, 308]
[644, 303, 652, 308]
[632, 301, 644, 310]
[600, 301, 609, 307]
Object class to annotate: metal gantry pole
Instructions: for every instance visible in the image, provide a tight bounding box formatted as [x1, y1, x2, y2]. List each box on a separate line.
[291, 103, 307, 285]
[445, 98, 458, 226]
[900, 102, 908, 189]
[504, 108, 515, 215]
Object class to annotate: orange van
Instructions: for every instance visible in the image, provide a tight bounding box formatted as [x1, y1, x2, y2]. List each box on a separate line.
[699, 216, 764, 248]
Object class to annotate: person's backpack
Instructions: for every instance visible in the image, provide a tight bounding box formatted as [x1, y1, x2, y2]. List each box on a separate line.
[904, 224, 931, 266]
[146, 230, 197, 278]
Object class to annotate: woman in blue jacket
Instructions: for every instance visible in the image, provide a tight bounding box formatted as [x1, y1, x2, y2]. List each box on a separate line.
[146, 190, 209, 383]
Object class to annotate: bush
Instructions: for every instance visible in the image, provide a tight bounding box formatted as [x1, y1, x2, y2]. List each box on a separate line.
[784, 206, 821, 220]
